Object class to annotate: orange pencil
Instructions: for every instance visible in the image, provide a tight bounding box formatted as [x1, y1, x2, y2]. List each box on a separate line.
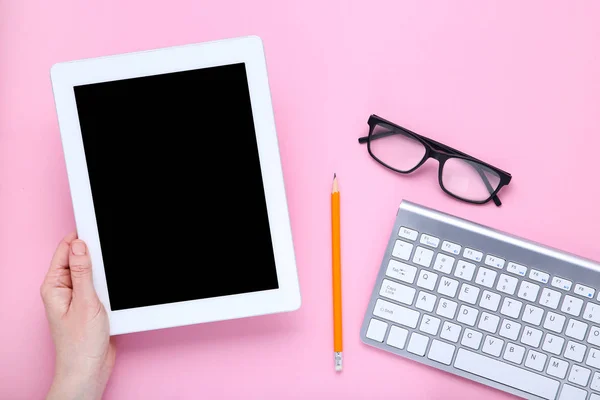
[331, 173, 343, 372]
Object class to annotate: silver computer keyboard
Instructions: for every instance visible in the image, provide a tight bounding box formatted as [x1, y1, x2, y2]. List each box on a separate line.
[360, 201, 600, 400]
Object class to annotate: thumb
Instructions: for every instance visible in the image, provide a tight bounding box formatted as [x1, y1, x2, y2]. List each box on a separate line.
[68, 240, 99, 305]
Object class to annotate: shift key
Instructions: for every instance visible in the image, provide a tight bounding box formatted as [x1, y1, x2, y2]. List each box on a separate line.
[373, 299, 420, 328]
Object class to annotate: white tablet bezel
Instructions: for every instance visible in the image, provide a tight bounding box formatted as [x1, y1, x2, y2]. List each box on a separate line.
[51, 36, 301, 335]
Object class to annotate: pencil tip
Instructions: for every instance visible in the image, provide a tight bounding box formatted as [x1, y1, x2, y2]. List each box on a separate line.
[334, 173, 336, 179]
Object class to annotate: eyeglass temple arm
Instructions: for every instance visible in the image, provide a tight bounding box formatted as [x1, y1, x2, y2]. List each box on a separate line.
[358, 131, 502, 206]
[475, 167, 501, 206]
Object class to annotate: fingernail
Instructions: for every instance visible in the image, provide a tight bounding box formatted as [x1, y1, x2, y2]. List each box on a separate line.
[71, 241, 86, 255]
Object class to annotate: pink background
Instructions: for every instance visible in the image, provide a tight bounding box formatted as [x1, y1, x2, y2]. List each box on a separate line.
[1, 1, 600, 399]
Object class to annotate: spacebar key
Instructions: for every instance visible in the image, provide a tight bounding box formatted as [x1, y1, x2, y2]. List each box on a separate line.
[454, 349, 560, 400]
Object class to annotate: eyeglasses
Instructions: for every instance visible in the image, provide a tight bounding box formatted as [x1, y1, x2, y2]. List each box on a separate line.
[358, 115, 512, 206]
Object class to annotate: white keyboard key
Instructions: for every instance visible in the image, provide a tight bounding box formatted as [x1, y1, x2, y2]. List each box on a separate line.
[517, 281, 540, 302]
[506, 262, 527, 277]
[419, 314, 441, 335]
[366, 319, 388, 342]
[479, 290, 501, 312]
[432, 253, 455, 274]
[543, 312, 566, 333]
[461, 328, 483, 350]
[499, 319, 521, 341]
[484, 254, 505, 269]
[561, 295, 584, 317]
[413, 246, 434, 267]
[454, 349, 560, 400]
[475, 267, 497, 288]
[463, 248, 483, 262]
[373, 299, 420, 328]
[589, 326, 600, 346]
[416, 270, 438, 291]
[458, 283, 480, 305]
[385, 260, 417, 284]
[522, 304, 544, 326]
[440, 321, 461, 343]
[565, 319, 588, 341]
[551, 276, 572, 291]
[496, 274, 518, 295]
[435, 298, 458, 319]
[547, 357, 569, 379]
[524, 350, 547, 372]
[583, 302, 600, 324]
[419, 234, 439, 248]
[482, 335, 504, 357]
[379, 279, 416, 305]
[441, 240, 461, 255]
[437, 276, 459, 298]
[540, 288, 561, 309]
[521, 326, 543, 348]
[398, 226, 418, 241]
[392, 240, 413, 261]
[558, 384, 587, 400]
[568, 365, 591, 387]
[427, 339, 455, 365]
[415, 291, 437, 312]
[386, 325, 409, 349]
[542, 334, 565, 355]
[500, 298, 522, 319]
[592, 372, 600, 392]
[478, 312, 500, 333]
[586, 347, 600, 369]
[529, 269, 549, 284]
[574, 284, 595, 299]
[454, 260, 476, 281]
[407, 332, 429, 356]
[592, 394, 600, 400]
[503, 343, 525, 364]
[565, 341, 587, 363]
[457, 305, 479, 326]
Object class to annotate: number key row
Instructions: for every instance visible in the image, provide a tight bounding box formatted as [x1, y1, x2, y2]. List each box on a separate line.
[394, 232, 599, 310]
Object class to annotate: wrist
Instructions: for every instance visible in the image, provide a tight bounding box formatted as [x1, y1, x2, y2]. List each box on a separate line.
[47, 372, 108, 400]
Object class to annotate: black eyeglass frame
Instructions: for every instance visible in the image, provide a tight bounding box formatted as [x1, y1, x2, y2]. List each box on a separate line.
[358, 114, 512, 206]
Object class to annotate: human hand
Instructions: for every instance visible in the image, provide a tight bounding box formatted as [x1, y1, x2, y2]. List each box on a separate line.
[41, 233, 116, 400]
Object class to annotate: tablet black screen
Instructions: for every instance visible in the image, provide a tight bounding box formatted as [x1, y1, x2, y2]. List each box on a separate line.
[73, 63, 279, 311]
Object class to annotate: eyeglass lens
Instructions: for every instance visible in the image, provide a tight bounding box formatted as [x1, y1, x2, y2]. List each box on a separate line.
[441, 158, 500, 202]
[368, 122, 501, 202]
[368, 123, 426, 172]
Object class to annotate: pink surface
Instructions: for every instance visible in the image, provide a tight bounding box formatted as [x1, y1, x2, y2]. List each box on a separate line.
[1, 1, 600, 399]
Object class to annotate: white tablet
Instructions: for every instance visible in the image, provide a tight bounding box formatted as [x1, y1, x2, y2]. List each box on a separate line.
[50, 36, 301, 335]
